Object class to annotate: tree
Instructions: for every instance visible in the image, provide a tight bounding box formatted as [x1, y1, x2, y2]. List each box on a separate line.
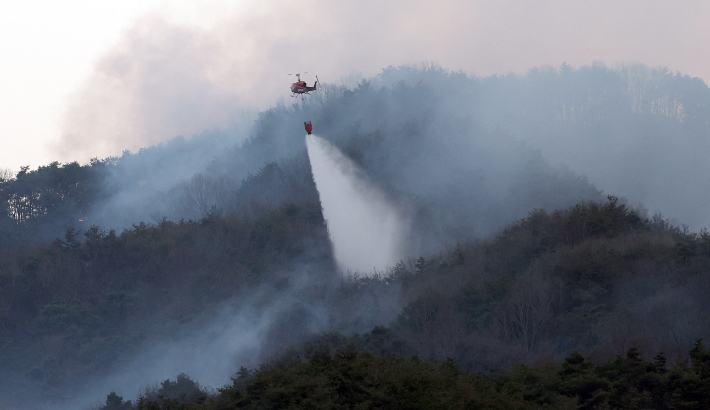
[101, 391, 133, 410]
[498, 270, 557, 352]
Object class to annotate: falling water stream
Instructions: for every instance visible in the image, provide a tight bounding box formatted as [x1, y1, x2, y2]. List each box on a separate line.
[305, 134, 408, 274]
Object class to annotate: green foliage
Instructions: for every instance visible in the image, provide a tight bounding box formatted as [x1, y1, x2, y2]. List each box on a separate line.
[4, 63, 710, 408]
[566, 196, 644, 241]
[203, 342, 533, 410]
[101, 391, 133, 410]
[689, 339, 710, 379]
[107, 343, 710, 410]
[0, 160, 108, 246]
[4, 187, 710, 406]
[138, 373, 208, 408]
[0, 199, 333, 397]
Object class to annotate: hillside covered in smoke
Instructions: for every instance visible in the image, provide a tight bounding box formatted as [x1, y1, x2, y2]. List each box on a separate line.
[5, 195, 710, 409]
[1, 63, 710, 409]
[3, 63, 710, 248]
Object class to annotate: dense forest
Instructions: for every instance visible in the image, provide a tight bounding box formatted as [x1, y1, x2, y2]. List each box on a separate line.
[1, 62, 710, 409]
[98, 337, 710, 410]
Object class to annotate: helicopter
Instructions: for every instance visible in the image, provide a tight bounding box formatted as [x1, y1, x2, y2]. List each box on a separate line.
[289, 72, 319, 99]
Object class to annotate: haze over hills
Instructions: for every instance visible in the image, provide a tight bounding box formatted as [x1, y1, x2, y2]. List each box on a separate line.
[1, 63, 710, 409]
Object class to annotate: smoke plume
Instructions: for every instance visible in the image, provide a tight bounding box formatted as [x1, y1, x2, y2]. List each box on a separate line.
[51, 0, 710, 165]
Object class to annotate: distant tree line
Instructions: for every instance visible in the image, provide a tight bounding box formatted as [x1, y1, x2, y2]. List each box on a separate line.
[99, 336, 710, 410]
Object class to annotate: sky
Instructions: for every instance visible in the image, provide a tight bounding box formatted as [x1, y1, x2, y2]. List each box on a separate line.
[1, 0, 709, 172]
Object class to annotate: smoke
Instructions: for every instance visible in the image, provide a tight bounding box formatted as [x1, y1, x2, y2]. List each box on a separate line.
[53, 16, 256, 162]
[14, 280, 333, 410]
[50, 0, 710, 165]
[65, 307, 267, 410]
[306, 134, 409, 274]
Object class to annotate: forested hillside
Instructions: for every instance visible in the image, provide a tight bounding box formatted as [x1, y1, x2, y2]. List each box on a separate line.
[1, 63, 710, 409]
[95, 197, 710, 410]
[4, 195, 710, 409]
[3, 63, 709, 247]
[0, 199, 334, 402]
[97, 338, 710, 410]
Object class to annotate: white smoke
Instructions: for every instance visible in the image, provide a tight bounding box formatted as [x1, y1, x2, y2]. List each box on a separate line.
[306, 134, 409, 274]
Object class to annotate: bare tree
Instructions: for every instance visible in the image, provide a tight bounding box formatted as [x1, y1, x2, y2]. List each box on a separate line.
[305, 82, 348, 112]
[397, 294, 467, 361]
[0, 167, 14, 182]
[498, 266, 558, 352]
[174, 174, 219, 220]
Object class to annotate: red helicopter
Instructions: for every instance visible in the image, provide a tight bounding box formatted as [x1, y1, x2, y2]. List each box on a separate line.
[289, 73, 319, 99]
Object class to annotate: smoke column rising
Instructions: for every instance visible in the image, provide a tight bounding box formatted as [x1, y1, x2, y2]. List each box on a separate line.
[306, 134, 408, 274]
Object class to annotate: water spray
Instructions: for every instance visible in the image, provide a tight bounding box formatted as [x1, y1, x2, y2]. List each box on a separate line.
[305, 132, 409, 275]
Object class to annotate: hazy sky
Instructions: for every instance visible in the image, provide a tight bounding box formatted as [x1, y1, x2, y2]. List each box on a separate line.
[1, 0, 709, 171]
